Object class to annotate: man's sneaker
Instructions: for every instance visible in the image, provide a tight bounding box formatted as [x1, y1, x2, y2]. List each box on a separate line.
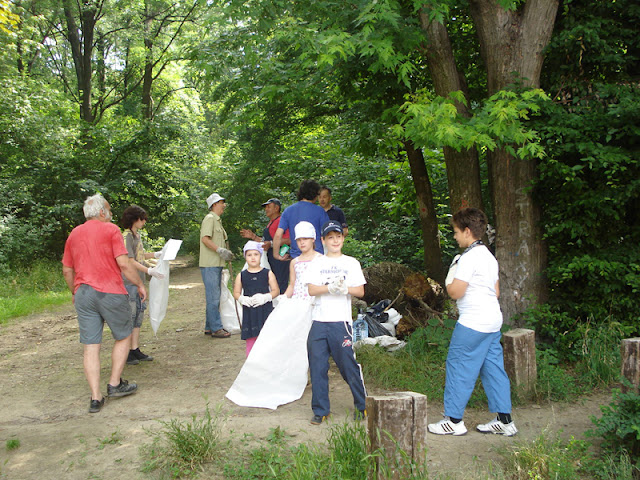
[310, 414, 330, 425]
[89, 397, 105, 413]
[126, 351, 139, 365]
[107, 378, 138, 398]
[428, 417, 467, 436]
[354, 409, 367, 421]
[133, 348, 153, 362]
[476, 417, 518, 436]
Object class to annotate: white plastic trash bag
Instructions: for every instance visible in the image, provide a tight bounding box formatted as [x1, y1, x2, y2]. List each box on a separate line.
[220, 269, 241, 334]
[226, 297, 313, 409]
[355, 336, 406, 352]
[149, 239, 182, 335]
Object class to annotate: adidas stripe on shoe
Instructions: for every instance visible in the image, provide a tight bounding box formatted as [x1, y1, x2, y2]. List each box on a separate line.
[476, 417, 518, 436]
[427, 416, 467, 436]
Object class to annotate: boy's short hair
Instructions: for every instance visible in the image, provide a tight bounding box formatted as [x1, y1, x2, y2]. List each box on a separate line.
[451, 207, 487, 239]
[296, 179, 321, 201]
[321, 220, 343, 237]
[121, 205, 148, 229]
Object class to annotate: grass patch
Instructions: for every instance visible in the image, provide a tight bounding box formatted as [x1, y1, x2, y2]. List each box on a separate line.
[141, 402, 227, 478]
[357, 323, 489, 408]
[6, 438, 20, 451]
[0, 261, 70, 324]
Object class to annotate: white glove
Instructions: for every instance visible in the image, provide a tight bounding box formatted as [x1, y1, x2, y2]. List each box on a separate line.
[250, 293, 273, 307]
[217, 247, 234, 262]
[328, 278, 348, 295]
[445, 255, 460, 286]
[238, 295, 254, 307]
[148, 266, 165, 279]
[154, 251, 162, 259]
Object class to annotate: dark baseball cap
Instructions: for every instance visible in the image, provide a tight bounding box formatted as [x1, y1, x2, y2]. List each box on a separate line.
[261, 198, 281, 207]
[321, 220, 343, 237]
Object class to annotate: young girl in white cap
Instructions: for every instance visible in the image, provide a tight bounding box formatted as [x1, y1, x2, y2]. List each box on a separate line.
[233, 241, 279, 356]
[226, 221, 320, 409]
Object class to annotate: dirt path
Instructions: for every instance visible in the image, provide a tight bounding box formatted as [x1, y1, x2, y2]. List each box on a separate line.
[0, 261, 609, 479]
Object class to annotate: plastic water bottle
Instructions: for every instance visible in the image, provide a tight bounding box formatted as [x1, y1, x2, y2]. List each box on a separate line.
[353, 313, 368, 343]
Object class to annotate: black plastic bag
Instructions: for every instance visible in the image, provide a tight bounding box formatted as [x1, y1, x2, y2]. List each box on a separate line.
[364, 312, 391, 338]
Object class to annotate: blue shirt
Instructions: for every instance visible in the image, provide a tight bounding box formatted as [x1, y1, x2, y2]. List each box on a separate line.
[279, 201, 330, 258]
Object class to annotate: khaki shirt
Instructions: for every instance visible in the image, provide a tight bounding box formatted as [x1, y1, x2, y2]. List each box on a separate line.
[199, 211, 228, 267]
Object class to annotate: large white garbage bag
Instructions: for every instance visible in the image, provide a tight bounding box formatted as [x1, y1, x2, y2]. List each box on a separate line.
[149, 239, 182, 335]
[220, 269, 242, 334]
[226, 298, 313, 409]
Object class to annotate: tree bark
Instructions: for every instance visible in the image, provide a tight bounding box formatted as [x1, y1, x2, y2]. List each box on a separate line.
[405, 140, 445, 284]
[469, 0, 558, 322]
[419, 11, 484, 214]
[142, 0, 154, 119]
[63, 0, 97, 123]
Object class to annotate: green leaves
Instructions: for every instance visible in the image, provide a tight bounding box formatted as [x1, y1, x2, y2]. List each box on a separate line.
[397, 88, 548, 160]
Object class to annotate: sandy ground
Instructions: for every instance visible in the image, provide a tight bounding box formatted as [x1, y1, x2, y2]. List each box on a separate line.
[0, 260, 610, 479]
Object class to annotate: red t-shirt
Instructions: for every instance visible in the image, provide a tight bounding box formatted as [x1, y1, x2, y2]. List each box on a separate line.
[62, 220, 129, 294]
[267, 216, 290, 239]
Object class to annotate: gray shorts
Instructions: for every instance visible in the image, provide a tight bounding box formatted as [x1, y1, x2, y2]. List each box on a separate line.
[125, 284, 147, 328]
[75, 284, 133, 344]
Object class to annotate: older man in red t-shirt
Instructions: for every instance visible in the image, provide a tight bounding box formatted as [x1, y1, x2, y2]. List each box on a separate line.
[62, 194, 147, 413]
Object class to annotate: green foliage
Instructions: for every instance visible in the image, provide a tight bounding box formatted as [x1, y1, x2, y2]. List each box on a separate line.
[141, 402, 227, 478]
[498, 432, 591, 480]
[533, 349, 578, 402]
[223, 420, 427, 480]
[5, 438, 20, 451]
[588, 387, 640, 466]
[0, 261, 70, 324]
[398, 88, 548, 160]
[97, 430, 123, 450]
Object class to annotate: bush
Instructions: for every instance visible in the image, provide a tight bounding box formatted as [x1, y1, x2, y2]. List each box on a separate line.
[588, 386, 640, 468]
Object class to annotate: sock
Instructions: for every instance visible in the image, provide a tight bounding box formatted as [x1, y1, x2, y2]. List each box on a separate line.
[498, 413, 512, 424]
[449, 416, 462, 424]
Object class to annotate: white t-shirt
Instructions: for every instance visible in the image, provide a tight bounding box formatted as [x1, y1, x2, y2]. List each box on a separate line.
[304, 254, 366, 323]
[454, 245, 503, 333]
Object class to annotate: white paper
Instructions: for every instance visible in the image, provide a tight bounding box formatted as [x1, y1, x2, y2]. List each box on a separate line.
[161, 239, 182, 260]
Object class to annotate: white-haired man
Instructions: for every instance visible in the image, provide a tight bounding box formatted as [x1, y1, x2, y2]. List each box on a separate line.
[62, 194, 146, 413]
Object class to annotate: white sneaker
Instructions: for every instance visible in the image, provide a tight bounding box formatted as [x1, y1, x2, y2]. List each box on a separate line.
[476, 417, 518, 436]
[427, 417, 467, 436]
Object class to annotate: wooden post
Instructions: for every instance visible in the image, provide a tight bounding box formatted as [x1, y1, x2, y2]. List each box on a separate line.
[503, 328, 537, 394]
[621, 338, 640, 394]
[366, 391, 427, 480]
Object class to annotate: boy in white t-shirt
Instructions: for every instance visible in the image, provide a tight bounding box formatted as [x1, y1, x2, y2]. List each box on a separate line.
[428, 208, 517, 437]
[305, 221, 367, 425]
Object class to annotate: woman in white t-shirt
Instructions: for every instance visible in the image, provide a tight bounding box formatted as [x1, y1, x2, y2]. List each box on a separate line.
[428, 208, 518, 437]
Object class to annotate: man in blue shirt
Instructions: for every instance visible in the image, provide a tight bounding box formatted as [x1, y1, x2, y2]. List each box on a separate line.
[319, 186, 348, 236]
[273, 180, 330, 259]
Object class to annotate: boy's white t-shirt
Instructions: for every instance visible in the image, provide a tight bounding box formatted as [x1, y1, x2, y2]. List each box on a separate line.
[304, 254, 366, 323]
[454, 245, 503, 333]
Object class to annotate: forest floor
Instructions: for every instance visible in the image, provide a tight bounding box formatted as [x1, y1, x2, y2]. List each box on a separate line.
[0, 259, 609, 479]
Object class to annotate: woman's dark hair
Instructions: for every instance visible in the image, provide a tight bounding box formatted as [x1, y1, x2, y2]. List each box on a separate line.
[451, 207, 487, 239]
[121, 205, 148, 229]
[296, 179, 321, 201]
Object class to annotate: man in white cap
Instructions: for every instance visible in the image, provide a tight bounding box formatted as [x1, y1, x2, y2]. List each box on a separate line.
[200, 193, 234, 338]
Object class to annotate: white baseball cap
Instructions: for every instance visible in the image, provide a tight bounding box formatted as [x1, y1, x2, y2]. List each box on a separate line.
[294, 221, 316, 240]
[206, 193, 225, 209]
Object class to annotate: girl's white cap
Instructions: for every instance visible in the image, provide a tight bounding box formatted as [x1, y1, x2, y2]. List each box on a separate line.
[294, 221, 316, 240]
[243, 240, 263, 255]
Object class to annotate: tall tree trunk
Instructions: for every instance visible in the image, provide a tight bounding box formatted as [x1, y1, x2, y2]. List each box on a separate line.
[469, 0, 558, 322]
[419, 11, 484, 214]
[405, 140, 445, 284]
[142, 0, 154, 119]
[63, 0, 97, 123]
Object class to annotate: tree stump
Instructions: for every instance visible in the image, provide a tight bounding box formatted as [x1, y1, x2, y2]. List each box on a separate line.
[621, 338, 640, 394]
[503, 328, 537, 395]
[366, 391, 427, 479]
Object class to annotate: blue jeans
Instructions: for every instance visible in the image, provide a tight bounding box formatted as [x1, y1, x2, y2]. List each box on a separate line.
[200, 266, 223, 333]
[444, 322, 512, 419]
[308, 321, 367, 416]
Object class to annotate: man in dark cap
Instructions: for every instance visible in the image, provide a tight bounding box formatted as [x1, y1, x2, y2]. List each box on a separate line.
[240, 198, 291, 294]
